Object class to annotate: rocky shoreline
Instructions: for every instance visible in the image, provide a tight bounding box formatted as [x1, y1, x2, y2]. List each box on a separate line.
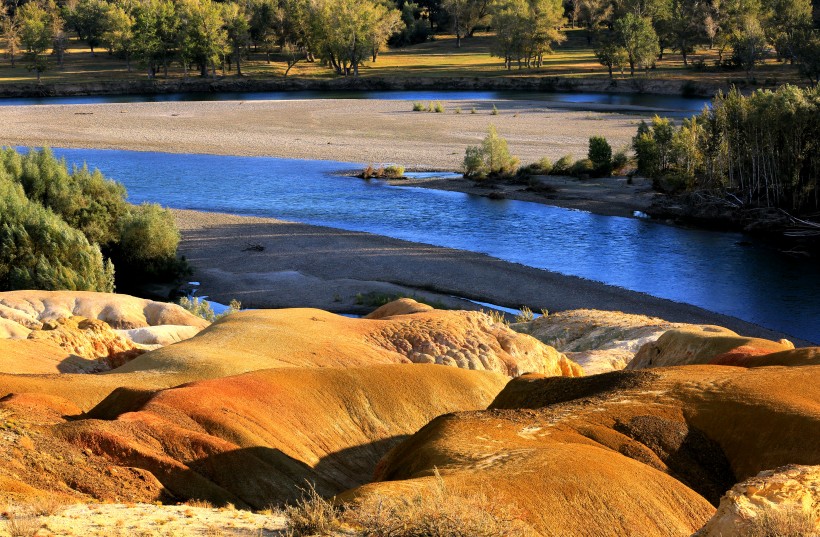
[0, 74, 728, 99]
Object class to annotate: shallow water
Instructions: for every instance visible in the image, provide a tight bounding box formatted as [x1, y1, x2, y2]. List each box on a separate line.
[0, 90, 708, 116]
[46, 147, 820, 342]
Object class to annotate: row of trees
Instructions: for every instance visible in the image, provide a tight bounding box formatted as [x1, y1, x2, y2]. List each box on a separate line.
[0, 0, 405, 79]
[588, 0, 818, 77]
[0, 147, 186, 293]
[634, 85, 819, 214]
[1, 0, 817, 79]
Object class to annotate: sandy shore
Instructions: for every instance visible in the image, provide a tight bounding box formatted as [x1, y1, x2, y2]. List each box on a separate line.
[173, 209, 808, 345]
[0, 98, 642, 170]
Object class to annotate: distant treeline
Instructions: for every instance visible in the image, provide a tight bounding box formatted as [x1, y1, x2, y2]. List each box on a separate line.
[0, 147, 187, 293]
[635, 84, 820, 215]
[0, 0, 817, 80]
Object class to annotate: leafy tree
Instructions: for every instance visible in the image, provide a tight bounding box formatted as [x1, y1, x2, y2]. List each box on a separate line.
[613, 12, 659, 75]
[665, 0, 704, 66]
[762, 0, 812, 63]
[368, 3, 402, 61]
[593, 30, 627, 76]
[133, 0, 179, 78]
[223, 2, 250, 75]
[442, 0, 490, 47]
[578, 0, 612, 43]
[794, 29, 820, 84]
[178, 0, 226, 77]
[491, 0, 566, 69]
[18, 1, 52, 82]
[67, 0, 109, 55]
[730, 16, 766, 78]
[103, 3, 136, 71]
[1, 3, 21, 68]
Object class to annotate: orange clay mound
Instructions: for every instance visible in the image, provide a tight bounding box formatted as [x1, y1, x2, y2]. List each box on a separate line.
[627, 325, 793, 369]
[344, 363, 820, 536]
[0, 301, 580, 413]
[1, 364, 505, 507]
[0, 290, 208, 330]
[365, 298, 434, 319]
[117, 303, 582, 378]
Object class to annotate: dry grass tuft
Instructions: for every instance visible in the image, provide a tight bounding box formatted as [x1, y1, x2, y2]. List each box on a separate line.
[742, 506, 819, 537]
[184, 499, 215, 509]
[347, 471, 533, 537]
[284, 483, 342, 536]
[2, 512, 40, 537]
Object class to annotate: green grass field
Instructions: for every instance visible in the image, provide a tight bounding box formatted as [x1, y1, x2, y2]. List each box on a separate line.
[0, 28, 804, 86]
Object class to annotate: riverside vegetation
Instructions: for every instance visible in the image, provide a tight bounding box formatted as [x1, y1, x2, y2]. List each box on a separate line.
[0, 147, 188, 295]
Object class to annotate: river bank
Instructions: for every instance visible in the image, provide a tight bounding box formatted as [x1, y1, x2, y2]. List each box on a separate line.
[172, 209, 814, 346]
[0, 98, 642, 170]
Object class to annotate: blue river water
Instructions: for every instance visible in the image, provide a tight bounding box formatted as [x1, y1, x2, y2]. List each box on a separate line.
[0, 90, 709, 116]
[44, 147, 820, 342]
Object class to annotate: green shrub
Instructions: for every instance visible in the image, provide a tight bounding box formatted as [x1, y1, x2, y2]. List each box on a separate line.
[0, 171, 114, 292]
[588, 136, 613, 176]
[434, 101, 444, 113]
[454, 107, 462, 114]
[491, 104, 499, 115]
[426, 101, 434, 112]
[383, 165, 405, 178]
[113, 202, 186, 286]
[463, 145, 487, 179]
[470, 107, 477, 114]
[551, 154, 574, 175]
[463, 125, 519, 179]
[536, 157, 553, 175]
[0, 147, 189, 293]
[570, 158, 595, 177]
[412, 101, 425, 111]
[612, 149, 630, 173]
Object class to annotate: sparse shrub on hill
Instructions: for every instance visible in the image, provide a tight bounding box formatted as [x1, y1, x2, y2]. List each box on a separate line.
[346, 472, 533, 536]
[0, 147, 188, 293]
[178, 296, 241, 322]
[463, 125, 519, 180]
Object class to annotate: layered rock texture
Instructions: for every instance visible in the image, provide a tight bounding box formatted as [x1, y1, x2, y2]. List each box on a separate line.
[515, 309, 797, 374]
[697, 464, 820, 536]
[513, 309, 694, 374]
[0, 291, 209, 374]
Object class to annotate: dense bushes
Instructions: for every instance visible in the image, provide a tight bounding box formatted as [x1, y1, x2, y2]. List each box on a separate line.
[0, 147, 186, 294]
[0, 172, 115, 292]
[634, 85, 820, 213]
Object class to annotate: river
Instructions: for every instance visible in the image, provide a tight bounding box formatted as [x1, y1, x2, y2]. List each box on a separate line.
[0, 90, 709, 116]
[44, 147, 820, 343]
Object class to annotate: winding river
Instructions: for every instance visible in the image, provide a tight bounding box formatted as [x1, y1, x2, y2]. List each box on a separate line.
[45, 147, 820, 343]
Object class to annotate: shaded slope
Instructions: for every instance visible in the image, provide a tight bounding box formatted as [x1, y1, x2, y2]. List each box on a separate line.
[19, 364, 507, 507]
[344, 363, 820, 536]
